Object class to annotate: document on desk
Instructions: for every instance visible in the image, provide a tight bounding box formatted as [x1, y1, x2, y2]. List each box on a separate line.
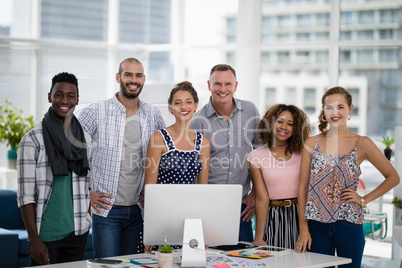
[87, 257, 157, 267]
[207, 255, 271, 267]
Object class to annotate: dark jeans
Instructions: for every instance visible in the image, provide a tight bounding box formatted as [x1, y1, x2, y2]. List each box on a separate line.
[308, 220, 365, 268]
[29, 231, 89, 266]
[239, 203, 254, 242]
[92, 205, 144, 258]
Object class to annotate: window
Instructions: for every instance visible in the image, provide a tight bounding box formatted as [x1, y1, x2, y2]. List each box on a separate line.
[341, 12, 353, 25]
[380, 29, 395, 40]
[227, 35, 236, 43]
[340, 31, 352, 40]
[227, 18, 237, 32]
[304, 88, 316, 106]
[297, 14, 312, 27]
[262, 16, 275, 28]
[297, 33, 310, 41]
[340, 50, 352, 63]
[285, 87, 296, 104]
[278, 33, 291, 42]
[358, 30, 374, 40]
[226, 52, 236, 66]
[262, 34, 276, 43]
[359, 10, 374, 25]
[381, 70, 399, 86]
[265, 87, 277, 108]
[261, 52, 272, 64]
[278, 15, 293, 28]
[119, 0, 171, 44]
[383, 108, 397, 123]
[316, 32, 329, 41]
[296, 51, 310, 64]
[41, 0, 108, 41]
[349, 88, 359, 116]
[0, 0, 12, 36]
[357, 50, 374, 63]
[317, 13, 330, 26]
[316, 51, 328, 64]
[380, 9, 396, 23]
[380, 49, 397, 63]
[381, 88, 399, 104]
[277, 52, 290, 64]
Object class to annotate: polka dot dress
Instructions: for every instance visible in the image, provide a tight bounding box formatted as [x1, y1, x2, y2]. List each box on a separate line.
[157, 129, 202, 184]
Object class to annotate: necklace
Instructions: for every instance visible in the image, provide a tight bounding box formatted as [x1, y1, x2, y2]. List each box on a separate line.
[272, 144, 288, 149]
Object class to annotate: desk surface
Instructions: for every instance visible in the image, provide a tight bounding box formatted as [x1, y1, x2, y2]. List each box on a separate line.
[32, 250, 351, 268]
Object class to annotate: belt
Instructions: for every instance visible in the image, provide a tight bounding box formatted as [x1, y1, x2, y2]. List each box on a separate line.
[270, 198, 298, 208]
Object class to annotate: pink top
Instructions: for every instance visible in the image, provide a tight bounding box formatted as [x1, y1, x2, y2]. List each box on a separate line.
[247, 146, 301, 200]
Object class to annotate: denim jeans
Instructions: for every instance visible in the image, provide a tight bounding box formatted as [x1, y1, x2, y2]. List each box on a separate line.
[308, 220, 365, 268]
[92, 205, 144, 258]
[239, 203, 254, 242]
[29, 231, 89, 266]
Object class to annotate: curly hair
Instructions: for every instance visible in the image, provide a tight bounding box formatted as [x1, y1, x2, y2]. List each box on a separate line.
[318, 86, 352, 135]
[49, 72, 79, 95]
[258, 104, 311, 155]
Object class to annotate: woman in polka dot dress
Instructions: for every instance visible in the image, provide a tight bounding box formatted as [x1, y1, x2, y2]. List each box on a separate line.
[145, 81, 210, 186]
[144, 81, 210, 253]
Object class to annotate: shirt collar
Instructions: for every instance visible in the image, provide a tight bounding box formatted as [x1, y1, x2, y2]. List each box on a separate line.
[205, 97, 243, 117]
[112, 92, 144, 113]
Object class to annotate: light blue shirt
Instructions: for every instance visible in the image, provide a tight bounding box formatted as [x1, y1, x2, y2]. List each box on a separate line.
[78, 94, 165, 217]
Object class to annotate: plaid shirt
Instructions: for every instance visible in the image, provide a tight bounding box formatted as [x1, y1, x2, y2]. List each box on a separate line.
[78, 94, 165, 217]
[17, 123, 92, 236]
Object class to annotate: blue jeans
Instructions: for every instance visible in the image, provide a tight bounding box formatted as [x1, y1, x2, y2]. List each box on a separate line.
[239, 203, 253, 242]
[308, 220, 365, 268]
[92, 205, 144, 258]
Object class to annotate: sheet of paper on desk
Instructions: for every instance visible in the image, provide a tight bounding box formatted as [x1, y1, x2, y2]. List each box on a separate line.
[228, 251, 270, 259]
[206, 255, 271, 267]
[87, 260, 137, 267]
[129, 257, 158, 265]
[87, 257, 157, 267]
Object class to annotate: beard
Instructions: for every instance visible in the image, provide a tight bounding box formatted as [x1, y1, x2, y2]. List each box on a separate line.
[120, 82, 143, 99]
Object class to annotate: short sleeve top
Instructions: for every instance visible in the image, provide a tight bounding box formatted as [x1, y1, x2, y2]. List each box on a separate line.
[157, 129, 203, 184]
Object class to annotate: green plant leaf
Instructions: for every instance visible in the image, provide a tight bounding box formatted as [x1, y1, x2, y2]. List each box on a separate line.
[159, 245, 174, 253]
[0, 99, 35, 149]
[377, 136, 395, 149]
[392, 197, 402, 209]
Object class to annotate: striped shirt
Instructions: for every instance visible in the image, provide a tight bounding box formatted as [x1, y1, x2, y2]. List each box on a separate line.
[17, 123, 92, 236]
[78, 94, 165, 217]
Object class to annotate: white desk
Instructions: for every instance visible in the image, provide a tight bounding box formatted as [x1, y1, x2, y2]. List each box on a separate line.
[31, 251, 351, 268]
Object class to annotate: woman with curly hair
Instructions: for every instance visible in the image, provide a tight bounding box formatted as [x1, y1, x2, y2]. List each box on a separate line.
[247, 104, 311, 249]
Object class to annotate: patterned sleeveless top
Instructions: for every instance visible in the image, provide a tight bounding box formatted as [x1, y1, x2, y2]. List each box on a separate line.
[157, 129, 203, 184]
[304, 136, 363, 224]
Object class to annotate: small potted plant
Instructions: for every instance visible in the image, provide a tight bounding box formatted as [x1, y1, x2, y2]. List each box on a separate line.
[378, 136, 394, 161]
[392, 197, 402, 224]
[0, 100, 35, 169]
[158, 245, 174, 268]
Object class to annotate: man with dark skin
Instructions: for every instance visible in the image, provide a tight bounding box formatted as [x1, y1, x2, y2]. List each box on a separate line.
[17, 72, 91, 265]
